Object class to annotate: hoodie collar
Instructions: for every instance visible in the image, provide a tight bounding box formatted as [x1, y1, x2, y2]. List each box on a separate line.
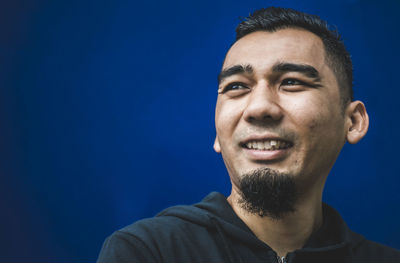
[158, 192, 365, 252]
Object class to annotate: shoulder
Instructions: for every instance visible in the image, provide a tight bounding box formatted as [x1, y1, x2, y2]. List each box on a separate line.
[352, 238, 400, 262]
[97, 193, 229, 262]
[97, 211, 213, 263]
[96, 219, 163, 263]
[97, 217, 191, 263]
[119, 214, 201, 242]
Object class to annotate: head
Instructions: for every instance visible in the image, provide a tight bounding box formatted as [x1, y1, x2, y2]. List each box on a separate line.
[213, 7, 369, 218]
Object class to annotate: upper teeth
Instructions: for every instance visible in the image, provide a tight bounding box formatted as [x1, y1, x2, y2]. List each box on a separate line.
[245, 140, 290, 150]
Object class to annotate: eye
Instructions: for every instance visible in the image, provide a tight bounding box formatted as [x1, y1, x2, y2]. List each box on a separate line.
[281, 78, 305, 86]
[221, 82, 249, 93]
[280, 78, 308, 91]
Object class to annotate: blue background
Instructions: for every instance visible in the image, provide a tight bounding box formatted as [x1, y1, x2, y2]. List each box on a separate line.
[1, 0, 399, 262]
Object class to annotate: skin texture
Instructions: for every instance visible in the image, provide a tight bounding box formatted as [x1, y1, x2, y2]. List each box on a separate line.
[213, 29, 369, 257]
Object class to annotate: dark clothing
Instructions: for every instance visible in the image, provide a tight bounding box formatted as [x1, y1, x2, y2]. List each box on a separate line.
[97, 192, 400, 263]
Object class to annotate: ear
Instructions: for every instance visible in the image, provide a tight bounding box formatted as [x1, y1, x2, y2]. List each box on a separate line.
[345, 100, 369, 144]
[213, 136, 221, 153]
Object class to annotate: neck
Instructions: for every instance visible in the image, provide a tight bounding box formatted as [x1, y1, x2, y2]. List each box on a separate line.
[227, 187, 323, 258]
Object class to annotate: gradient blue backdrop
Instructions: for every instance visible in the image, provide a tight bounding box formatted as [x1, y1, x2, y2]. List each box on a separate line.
[1, 0, 399, 262]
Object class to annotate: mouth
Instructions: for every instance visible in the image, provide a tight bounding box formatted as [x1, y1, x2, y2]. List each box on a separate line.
[239, 138, 293, 161]
[241, 139, 293, 151]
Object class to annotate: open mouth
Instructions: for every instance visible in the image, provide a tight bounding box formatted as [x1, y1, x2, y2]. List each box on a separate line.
[242, 139, 293, 151]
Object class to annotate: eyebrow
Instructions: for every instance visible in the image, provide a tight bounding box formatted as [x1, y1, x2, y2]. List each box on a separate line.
[218, 62, 322, 85]
[218, 64, 254, 84]
[272, 62, 321, 81]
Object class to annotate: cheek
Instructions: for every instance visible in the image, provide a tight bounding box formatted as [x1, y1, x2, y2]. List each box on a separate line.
[288, 100, 322, 127]
[288, 98, 341, 140]
[288, 92, 333, 120]
[307, 117, 324, 133]
[215, 100, 244, 135]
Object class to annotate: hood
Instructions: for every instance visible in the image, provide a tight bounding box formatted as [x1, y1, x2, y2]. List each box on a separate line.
[156, 192, 366, 257]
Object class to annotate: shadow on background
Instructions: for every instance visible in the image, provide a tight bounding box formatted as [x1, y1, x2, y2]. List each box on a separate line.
[1, 0, 399, 262]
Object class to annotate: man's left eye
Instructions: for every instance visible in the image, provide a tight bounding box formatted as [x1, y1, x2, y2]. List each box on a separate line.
[281, 78, 305, 86]
[280, 78, 310, 92]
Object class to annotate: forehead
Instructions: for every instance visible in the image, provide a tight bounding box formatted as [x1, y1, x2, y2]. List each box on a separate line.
[223, 28, 328, 74]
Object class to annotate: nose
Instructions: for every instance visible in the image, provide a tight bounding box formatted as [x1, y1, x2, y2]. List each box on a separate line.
[243, 84, 283, 123]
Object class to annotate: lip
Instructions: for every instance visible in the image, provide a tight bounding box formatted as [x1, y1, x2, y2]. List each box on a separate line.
[242, 147, 291, 161]
[239, 134, 293, 161]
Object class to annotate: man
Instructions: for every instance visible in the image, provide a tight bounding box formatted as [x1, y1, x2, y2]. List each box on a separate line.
[98, 7, 400, 263]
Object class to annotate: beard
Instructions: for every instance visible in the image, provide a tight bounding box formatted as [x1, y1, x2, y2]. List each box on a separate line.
[238, 167, 297, 220]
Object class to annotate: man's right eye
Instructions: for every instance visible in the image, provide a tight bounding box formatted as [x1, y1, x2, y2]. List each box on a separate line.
[223, 82, 249, 92]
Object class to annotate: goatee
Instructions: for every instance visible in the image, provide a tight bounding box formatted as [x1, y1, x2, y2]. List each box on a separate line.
[238, 167, 297, 219]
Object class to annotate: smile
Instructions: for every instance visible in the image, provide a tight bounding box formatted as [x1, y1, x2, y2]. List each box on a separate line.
[244, 140, 292, 151]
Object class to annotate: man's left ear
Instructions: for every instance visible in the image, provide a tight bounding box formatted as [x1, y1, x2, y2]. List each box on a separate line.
[345, 100, 369, 144]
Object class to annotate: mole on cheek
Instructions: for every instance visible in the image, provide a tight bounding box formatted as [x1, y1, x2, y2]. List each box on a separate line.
[307, 110, 327, 130]
[308, 119, 319, 130]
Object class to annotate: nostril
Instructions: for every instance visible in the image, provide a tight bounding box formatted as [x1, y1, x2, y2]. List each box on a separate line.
[262, 115, 274, 120]
[246, 112, 282, 123]
[248, 115, 273, 122]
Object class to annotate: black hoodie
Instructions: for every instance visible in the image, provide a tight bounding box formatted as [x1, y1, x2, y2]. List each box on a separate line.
[97, 192, 400, 263]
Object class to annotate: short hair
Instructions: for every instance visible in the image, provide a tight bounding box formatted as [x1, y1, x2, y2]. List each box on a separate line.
[235, 7, 354, 106]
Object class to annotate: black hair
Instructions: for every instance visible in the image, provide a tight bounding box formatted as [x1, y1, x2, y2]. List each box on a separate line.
[235, 7, 354, 105]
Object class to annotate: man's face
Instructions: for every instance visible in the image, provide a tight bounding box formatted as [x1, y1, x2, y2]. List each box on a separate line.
[214, 29, 349, 193]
